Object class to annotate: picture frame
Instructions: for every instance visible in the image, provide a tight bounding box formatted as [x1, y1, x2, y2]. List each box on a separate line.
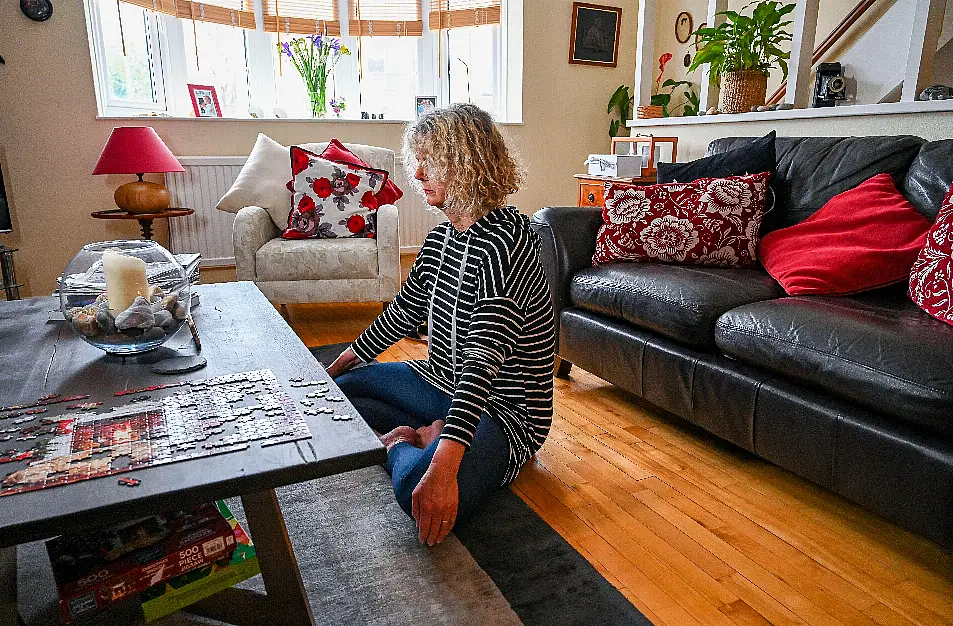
[415, 96, 437, 118]
[188, 84, 222, 118]
[675, 11, 693, 44]
[569, 3, 622, 67]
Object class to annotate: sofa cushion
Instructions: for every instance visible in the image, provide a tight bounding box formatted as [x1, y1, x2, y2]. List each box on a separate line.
[759, 173, 932, 295]
[593, 172, 770, 268]
[715, 288, 953, 435]
[909, 184, 953, 325]
[255, 237, 379, 282]
[902, 139, 953, 220]
[707, 135, 925, 234]
[570, 264, 785, 348]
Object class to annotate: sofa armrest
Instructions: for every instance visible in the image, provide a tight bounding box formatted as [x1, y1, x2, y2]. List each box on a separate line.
[233, 206, 280, 281]
[376, 203, 401, 302]
[530, 206, 603, 350]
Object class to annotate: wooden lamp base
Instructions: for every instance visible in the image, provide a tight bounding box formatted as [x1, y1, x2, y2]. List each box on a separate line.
[115, 175, 171, 214]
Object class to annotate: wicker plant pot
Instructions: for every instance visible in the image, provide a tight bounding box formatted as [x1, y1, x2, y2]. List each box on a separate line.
[720, 70, 768, 113]
[636, 105, 664, 119]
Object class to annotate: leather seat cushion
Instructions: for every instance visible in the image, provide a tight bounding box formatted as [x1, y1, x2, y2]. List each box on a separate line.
[569, 264, 785, 348]
[716, 287, 953, 435]
[256, 237, 379, 282]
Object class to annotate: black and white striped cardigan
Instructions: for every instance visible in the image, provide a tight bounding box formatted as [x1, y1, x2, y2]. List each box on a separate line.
[351, 206, 556, 484]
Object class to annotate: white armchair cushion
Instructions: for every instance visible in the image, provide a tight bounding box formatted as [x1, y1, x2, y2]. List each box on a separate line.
[255, 237, 380, 282]
[216, 133, 325, 229]
[216, 134, 399, 234]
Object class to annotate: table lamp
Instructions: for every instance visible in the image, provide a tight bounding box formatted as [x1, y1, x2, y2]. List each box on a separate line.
[93, 127, 185, 214]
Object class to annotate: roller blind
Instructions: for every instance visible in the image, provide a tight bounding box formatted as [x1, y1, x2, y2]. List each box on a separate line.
[121, 0, 257, 29]
[429, 0, 500, 29]
[262, 0, 341, 35]
[348, 0, 423, 37]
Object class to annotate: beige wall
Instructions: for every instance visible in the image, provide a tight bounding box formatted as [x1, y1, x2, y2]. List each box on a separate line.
[0, 0, 638, 297]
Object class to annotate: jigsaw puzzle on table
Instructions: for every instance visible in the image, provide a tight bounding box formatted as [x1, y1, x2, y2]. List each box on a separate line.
[0, 369, 324, 497]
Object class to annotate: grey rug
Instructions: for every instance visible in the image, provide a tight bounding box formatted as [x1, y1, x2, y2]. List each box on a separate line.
[17, 467, 520, 626]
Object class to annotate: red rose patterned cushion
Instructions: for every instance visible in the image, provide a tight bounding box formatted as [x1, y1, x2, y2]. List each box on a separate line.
[909, 184, 953, 326]
[593, 172, 770, 267]
[283, 146, 388, 240]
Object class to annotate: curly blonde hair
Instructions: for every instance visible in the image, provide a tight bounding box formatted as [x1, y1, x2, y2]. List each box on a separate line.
[403, 103, 523, 219]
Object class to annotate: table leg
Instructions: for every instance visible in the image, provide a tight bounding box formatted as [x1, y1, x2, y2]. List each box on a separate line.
[0, 547, 19, 626]
[241, 489, 315, 625]
[184, 489, 315, 626]
[137, 218, 155, 240]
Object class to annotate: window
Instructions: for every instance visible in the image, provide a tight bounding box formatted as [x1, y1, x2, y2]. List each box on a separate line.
[85, 0, 522, 121]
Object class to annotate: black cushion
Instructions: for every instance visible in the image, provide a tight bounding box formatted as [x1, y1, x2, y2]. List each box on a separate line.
[569, 264, 785, 348]
[902, 139, 953, 220]
[706, 135, 925, 234]
[657, 131, 776, 183]
[715, 287, 953, 436]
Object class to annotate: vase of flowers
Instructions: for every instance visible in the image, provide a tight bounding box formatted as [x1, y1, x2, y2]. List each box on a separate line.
[278, 35, 351, 118]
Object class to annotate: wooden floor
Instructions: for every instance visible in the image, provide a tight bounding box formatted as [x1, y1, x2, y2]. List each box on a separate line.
[285, 300, 953, 626]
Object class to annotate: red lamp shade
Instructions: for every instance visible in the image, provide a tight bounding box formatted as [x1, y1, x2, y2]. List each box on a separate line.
[93, 127, 185, 175]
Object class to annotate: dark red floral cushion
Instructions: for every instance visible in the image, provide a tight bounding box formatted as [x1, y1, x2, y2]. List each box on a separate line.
[283, 146, 388, 239]
[909, 184, 953, 326]
[593, 172, 771, 267]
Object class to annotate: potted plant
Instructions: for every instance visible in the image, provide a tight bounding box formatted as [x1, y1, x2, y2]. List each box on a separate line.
[688, 1, 795, 113]
[607, 55, 698, 136]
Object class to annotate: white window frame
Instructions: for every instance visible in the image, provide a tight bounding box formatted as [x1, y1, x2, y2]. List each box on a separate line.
[86, 0, 170, 116]
[86, 0, 523, 122]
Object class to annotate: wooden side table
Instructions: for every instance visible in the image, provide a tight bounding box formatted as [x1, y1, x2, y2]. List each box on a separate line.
[91, 208, 194, 240]
[575, 174, 656, 208]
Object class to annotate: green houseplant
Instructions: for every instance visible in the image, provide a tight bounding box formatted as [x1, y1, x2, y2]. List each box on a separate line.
[688, 0, 795, 113]
[608, 55, 699, 137]
[278, 35, 351, 118]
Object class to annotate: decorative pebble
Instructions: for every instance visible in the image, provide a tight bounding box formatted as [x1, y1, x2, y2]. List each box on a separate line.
[115, 297, 156, 330]
[146, 285, 165, 302]
[161, 292, 180, 313]
[72, 312, 99, 336]
[173, 303, 187, 321]
[777, 103, 794, 110]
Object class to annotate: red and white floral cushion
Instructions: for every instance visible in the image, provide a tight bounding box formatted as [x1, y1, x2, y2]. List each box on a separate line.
[593, 172, 771, 267]
[909, 184, 953, 326]
[283, 146, 388, 239]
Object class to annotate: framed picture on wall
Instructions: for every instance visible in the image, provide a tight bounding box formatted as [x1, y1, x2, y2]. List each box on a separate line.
[188, 84, 222, 118]
[569, 3, 622, 67]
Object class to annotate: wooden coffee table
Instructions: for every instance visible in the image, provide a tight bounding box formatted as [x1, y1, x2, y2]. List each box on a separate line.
[0, 282, 386, 625]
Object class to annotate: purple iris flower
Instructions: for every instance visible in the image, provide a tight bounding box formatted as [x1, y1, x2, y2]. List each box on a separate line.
[329, 38, 341, 51]
[281, 41, 292, 57]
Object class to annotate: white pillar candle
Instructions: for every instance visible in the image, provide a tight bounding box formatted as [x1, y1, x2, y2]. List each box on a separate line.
[102, 250, 148, 313]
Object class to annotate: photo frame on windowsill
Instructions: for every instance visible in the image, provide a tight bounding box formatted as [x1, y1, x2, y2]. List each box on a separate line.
[569, 2, 622, 67]
[188, 84, 222, 118]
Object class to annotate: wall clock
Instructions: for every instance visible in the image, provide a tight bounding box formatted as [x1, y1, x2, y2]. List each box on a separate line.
[21, 0, 53, 21]
[675, 11, 693, 44]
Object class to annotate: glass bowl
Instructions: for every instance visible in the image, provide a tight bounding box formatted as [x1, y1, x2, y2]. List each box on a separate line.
[59, 240, 191, 355]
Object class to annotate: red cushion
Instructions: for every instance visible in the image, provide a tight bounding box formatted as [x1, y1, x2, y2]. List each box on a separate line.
[759, 173, 932, 296]
[320, 139, 403, 205]
[909, 184, 953, 325]
[593, 172, 770, 268]
[283, 147, 386, 239]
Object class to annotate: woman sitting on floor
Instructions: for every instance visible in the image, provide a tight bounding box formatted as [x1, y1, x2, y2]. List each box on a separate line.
[327, 103, 556, 547]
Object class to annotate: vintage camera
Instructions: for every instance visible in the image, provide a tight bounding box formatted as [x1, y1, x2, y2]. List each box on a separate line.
[812, 62, 847, 107]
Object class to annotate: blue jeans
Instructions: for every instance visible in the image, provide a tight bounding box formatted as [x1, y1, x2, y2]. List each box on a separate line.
[335, 362, 509, 524]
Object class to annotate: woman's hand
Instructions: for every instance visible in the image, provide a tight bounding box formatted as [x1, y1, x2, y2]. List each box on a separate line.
[412, 439, 465, 545]
[326, 346, 360, 378]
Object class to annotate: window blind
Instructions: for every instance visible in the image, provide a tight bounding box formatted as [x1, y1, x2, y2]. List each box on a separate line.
[121, 0, 258, 29]
[348, 0, 423, 37]
[429, 0, 500, 29]
[262, 0, 341, 35]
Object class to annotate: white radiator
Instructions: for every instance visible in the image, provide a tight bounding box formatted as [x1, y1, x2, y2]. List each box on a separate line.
[166, 157, 245, 267]
[392, 157, 446, 252]
[166, 155, 440, 264]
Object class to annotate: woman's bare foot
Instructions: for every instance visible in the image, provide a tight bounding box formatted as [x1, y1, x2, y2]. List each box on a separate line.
[416, 420, 445, 448]
[379, 426, 420, 451]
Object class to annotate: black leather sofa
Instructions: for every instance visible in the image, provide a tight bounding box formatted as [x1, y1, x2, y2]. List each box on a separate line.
[531, 135, 953, 546]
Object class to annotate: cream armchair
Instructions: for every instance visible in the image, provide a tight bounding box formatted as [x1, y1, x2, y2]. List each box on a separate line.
[228, 141, 401, 306]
